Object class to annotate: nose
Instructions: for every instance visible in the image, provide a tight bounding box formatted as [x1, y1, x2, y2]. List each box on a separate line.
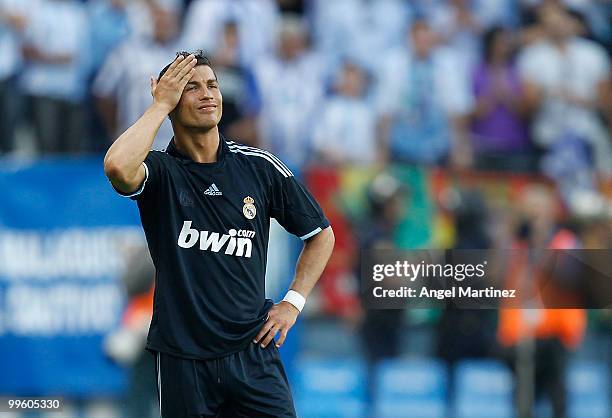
[200, 87, 213, 100]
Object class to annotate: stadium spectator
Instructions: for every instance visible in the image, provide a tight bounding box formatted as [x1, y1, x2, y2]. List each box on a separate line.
[181, 0, 279, 67]
[93, 2, 182, 151]
[211, 20, 261, 146]
[427, 0, 483, 72]
[311, 0, 411, 72]
[437, 189, 498, 367]
[357, 172, 408, 407]
[87, 0, 144, 153]
[253, 15, 325, 168]
[87, 0, 134, 74]
[470, 26, 532, 172]
[498, 185, 587, 418]
[20, 0, 90, 154]
[0, 0, 27, 154]
[311, 61, 378, 165]
[518, 4, 612, 174]
[520, 0, 610, 48]
[376, 18, 474, 166]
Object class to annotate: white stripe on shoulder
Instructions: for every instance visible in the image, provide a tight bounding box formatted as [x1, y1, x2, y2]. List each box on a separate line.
[229, 143, 294, 176]
[228, 145, 293, 177]
[228, 147, 290, 177]
[227, 142, 292, 176]
[226, 142, 293, 177]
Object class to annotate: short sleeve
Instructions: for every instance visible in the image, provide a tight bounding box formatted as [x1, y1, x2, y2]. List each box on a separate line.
[270, 173, 330, 240]
[112, 151, 166, 201]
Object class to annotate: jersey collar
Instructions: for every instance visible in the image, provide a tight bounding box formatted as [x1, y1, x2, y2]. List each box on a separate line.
[165, 135, 228, 165]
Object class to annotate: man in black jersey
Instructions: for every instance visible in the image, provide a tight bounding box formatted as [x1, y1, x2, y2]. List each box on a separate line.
[103, 51, 334, 417]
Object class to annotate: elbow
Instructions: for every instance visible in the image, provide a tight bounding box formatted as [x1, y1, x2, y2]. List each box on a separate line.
[103, 153, 129, 185]
[103, 154, 120, 180]
[327, 226, 335, 250]
[305, 225, 335, 250]
[318, 225, 335, 252]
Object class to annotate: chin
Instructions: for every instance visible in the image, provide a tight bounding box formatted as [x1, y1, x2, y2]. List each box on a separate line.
[191, 124, 218, 132]
[185, 118, 220, 131]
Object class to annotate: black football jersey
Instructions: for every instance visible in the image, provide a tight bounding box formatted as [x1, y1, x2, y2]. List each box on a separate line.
[114, 138, 329, 359]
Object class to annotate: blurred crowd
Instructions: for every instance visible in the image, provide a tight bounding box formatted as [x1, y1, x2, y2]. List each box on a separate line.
[1, 1, 611, 417]
[1, 0, 610, 188]
[349, 171, 612, 417]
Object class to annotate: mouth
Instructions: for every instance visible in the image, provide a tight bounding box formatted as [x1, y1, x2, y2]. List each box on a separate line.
[197, 104, 217, 112]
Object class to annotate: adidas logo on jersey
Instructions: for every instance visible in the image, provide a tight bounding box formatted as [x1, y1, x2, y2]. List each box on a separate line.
[204, 183, 222, 196]
[177, 221, 255, 258]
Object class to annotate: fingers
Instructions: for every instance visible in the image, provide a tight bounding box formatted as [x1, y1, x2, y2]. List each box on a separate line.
[275, 329, 288, 348]
[254, 304, 297, 349]
[175, 57, 197, 80]
[163, 54, 185, 78]
[178, 67, 196, 87]
[182, 68, 196, 81]
[260, 324, 279, 348]
[253, 320, 274, 345]
[255, 321, 290, 348]
[168, 54, 195, 80]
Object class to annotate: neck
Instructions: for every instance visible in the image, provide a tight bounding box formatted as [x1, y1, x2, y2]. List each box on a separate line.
[174, 126, 221, 163]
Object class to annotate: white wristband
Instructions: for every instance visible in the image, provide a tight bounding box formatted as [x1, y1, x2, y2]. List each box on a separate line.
[282, 290, 306, 312]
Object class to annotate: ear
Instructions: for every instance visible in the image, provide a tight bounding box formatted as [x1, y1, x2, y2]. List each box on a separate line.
[150, 76, 157, 97]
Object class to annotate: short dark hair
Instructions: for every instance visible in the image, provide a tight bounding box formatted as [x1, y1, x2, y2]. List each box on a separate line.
[157, 50, 216, 81]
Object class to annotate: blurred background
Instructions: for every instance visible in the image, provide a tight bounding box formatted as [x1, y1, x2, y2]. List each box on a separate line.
[0, 0, 611, 417]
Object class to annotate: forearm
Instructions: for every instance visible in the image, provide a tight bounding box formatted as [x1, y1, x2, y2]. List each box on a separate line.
[287, 226, 335, 300]
[104, 102, 169, 184]
[255, 226, 334, 347]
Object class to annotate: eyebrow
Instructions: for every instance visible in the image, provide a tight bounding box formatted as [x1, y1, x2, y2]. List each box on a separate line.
[186, 79, 219, 86]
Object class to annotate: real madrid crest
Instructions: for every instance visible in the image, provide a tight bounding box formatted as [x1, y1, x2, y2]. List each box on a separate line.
[243, 196, 256, 220]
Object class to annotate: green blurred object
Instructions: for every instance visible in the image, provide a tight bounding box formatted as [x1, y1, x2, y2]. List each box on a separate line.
[390, 164, 433, 249]
[390, 165, 438, 325]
